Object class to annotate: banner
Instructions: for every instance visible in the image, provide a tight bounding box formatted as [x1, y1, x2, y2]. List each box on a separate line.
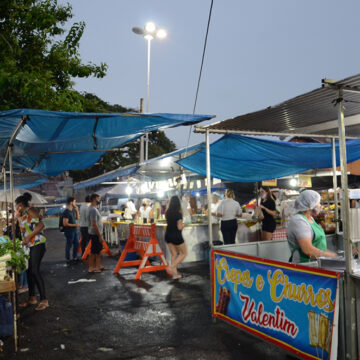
[212, 250, 339, 360]
[298, 175, 312, 188]
[262, 179, 277, 187]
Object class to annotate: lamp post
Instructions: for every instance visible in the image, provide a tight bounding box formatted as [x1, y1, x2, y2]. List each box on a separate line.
[132, 22, 167, 161]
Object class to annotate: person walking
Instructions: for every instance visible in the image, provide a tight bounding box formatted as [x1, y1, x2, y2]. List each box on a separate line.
[216, 189, 242, 245]
[88, 193, 105, 273]
[79, 195, 91, 255]
[63, 197, 80, 265]
[257, 187, 277, 240]
[165, 195, 187, 279]
[16, 192, 49, 311]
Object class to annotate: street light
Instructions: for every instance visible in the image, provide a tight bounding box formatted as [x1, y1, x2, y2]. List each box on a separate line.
[132, 22, 167, 161]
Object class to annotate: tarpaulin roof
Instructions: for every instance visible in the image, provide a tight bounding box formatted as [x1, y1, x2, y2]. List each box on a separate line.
[73, 164, 139, 190]
[0, 172, 47, 190]
[73, 143, 204, 190]
[177, 134, 360, 182]
[0, 109, 213, 177]
[195, 73, 360, 137]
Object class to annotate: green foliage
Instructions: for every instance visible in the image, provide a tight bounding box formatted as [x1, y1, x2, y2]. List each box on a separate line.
[69, 93, 177, 182]
[0, 0, 107, 111]
[0, 1, 177, 182]
[0, 237, 29, 273]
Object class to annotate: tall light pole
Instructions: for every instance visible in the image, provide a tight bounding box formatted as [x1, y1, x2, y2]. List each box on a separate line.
[132, 22, 167, 161]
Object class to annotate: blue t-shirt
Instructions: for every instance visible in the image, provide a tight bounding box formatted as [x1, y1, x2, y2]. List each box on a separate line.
[63, 208, 77, 233]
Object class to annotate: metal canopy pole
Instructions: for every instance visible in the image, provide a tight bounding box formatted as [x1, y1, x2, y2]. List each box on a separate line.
[206, 130, 213, 247]
[8, 145, 18, 352]
[337, 89, 357, 359]
[331, 138, 339, 234]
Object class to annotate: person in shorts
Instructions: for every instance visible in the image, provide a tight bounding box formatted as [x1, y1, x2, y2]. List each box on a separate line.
[88, 193, 104, 273]
[165, 196, 187, 279]
[79, 195, 91, 255]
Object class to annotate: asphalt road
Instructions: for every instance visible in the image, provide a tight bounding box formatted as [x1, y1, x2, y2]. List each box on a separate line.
[2, 229, 293, 360]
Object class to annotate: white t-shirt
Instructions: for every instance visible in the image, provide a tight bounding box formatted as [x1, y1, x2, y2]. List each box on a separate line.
[79, 204, 90, 227]
[211, 202, 220, 223]
[124, 201, 137, 219]
[181, 198, 191, 222]
[216, 198, 242, 221]
[139, 206, 152, 220]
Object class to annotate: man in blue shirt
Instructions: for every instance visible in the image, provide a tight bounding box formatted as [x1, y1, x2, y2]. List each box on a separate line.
[63, 197, 80, 265]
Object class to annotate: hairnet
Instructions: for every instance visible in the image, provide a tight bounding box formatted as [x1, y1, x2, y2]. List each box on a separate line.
[294, 190, 321, 212]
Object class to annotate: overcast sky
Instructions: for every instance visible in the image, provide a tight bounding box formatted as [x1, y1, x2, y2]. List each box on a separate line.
[60, 0, 360, 147]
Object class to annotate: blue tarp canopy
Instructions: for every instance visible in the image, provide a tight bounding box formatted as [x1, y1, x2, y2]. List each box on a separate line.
[177, 134, 360, 182]
[73, 143, 204, 190]
[0, 109, 213, 178]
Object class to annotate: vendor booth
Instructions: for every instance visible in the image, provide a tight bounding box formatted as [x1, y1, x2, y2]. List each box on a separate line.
[182, 74, 360, 359]
[0, 108, 213, 351]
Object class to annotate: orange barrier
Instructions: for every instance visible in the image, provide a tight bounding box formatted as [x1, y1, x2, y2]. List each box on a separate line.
[81, 238, 113, 260]
[113, 223, 170, 280]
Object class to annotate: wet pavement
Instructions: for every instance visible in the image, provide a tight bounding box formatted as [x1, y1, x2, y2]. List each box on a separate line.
[2, 229, 293, 359]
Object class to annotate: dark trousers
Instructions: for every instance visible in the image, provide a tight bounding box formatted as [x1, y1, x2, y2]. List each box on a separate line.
[80, 227, 89, 254]
[27, 243, 46, 300]
[220, 219, 238, 245]
[64, 231, 79, 260]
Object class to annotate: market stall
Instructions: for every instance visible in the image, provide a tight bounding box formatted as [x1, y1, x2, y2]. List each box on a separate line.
[0, 108, 213, 351]
[184, 74, 360, 359]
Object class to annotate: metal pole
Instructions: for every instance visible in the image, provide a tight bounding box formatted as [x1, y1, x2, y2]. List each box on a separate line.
[206, 130, 213, 247]
[337, 89, 357, 359]
[3, 168, 8, 227]
[8, 146, 18, 352]
[139, 98, 144, 163]
[331, 138, 339, 234]
[145, 37, 151, 161]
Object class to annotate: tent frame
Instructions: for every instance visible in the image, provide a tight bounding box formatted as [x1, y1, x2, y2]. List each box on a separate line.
[196, 84, 360, 359]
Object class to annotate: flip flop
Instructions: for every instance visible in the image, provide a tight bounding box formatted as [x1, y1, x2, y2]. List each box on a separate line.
[99, 266, 108, 271]
[35, 302, 49, 311]
[19, 299, 37, 308]
[172, 273, 182, 280]
[88, 269, 101, 273]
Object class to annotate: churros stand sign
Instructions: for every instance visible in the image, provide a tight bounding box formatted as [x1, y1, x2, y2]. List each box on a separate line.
[212, 250, 339, 360]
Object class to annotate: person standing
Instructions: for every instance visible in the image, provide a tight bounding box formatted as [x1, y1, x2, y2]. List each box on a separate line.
[210, 192, 221, 223]
[256, 187, 277, 240]
[165, 196, 187, 279]
[216, 189, 242, 245]
[287, 190, 337, 263]
[138, 199, 153, 223]
[88, 193, 105, 273]
[181, 194, 192, 223]
[79, 195, 91, 255]
[16, 192, 49, 311]
[63, 197, 80, 265]
[124, 199, 137, 220]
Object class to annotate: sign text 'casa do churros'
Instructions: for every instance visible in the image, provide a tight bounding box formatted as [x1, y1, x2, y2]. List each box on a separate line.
[211, 250, 339, 360]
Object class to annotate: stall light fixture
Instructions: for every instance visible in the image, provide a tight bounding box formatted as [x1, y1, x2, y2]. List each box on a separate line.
[196, 192, 200, 198]
[289, 178, 298, 187]
[157, 191, 165, 198]
[141, 183, 149, 193]
[125, 186, 133, 195]
[160, 157, 172, 167]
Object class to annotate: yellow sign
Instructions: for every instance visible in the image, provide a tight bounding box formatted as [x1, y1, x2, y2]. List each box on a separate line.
[298, 175, 312, 188]
[262, 179, 277, 187]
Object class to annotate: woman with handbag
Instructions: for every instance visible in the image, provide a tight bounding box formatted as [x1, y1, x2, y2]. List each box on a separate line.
[256, 187, 277, 240]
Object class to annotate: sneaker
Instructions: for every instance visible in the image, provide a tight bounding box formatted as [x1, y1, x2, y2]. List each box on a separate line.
[66, 260, 71, 267]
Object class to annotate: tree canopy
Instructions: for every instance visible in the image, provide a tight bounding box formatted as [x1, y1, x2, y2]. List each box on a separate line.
[0, 0, 107, 111]
[0, 0, 177, 182]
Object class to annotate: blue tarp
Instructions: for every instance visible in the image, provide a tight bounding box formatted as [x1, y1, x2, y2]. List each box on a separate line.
[73, 143, 204, 190]
[74, 165, 139, 190]
[177, 134, 360, 182]
[0, 109, 213, 178]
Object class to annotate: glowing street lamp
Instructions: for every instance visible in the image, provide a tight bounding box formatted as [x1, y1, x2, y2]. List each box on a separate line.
[132, 22, 167, 161]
